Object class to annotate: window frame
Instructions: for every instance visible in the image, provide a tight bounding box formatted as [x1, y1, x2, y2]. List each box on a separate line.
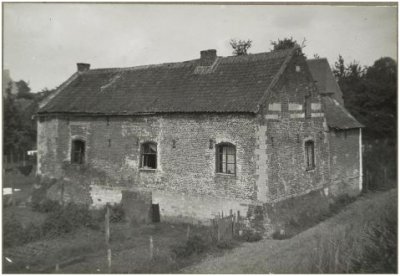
[140, 142, 157, 170]
[71, 139, 85, 164]
[304, 95, 312, 119]
[216, 143, 236, 175]
[305, 140, 315, 171]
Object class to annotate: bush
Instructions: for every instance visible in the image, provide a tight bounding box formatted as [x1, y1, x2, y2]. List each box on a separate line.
[237, 229, 263, 242]
[96, 203, 125, 223]
[42, 203, 97, 236]
[32, 199, 62, 213]
[216, 240, 236, 249]
[271, 230, 287, 240]
[3, 216, 43, 247]
[329, 194, 356, 215]
[351, 202, 397, 273]
[171, 235, 209, 258]
[3, 214, 26, 247]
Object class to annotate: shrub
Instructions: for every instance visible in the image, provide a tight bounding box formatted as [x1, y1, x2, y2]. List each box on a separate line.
[32, 199, 62, 213]
[3, 215, 26, 247]
[237, 229, 263, 242]
[42, 203, 97, 236]
[271, 230, 287, 240]
[329, 194, 356, 215]
[351, 203, 397, 273]
[109, 203, 125, 223]
[96, 203, 126, 223]
[3, 216, 43, 247]
[171, 235, 209, 258]
[216, 240, 236, 249]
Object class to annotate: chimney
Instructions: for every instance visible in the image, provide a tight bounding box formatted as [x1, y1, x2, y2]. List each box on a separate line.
[200, 49, 217, 66]
[77, 63, 90, 72]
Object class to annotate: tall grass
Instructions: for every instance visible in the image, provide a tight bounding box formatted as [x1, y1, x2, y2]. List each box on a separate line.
[307, 191, 397, 273]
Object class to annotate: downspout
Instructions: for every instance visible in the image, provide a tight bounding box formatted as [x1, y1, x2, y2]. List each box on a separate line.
[359, 128, 363, 192]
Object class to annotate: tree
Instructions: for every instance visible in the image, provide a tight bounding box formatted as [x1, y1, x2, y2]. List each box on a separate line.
[333, 55, 346, 80]
[229, 39, 252, 56]
[270, 37, 305, 51]
[332, 55, 397, 141]
[16, 80, 34, 99]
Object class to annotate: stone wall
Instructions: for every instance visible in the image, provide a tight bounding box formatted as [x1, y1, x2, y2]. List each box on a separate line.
[257, 53, 330, 203]
[37, 113, 258, 222]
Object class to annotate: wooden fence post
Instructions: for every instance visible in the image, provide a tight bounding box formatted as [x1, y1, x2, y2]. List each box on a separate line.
[105, 204, 111, 273]
[60, 181, 65, 206]
[11, 176, 15, 207]
[186, 225, 190, 241]
[22, 152, 26, 166]
[149, 236, 154, 260]
[383, 167, 388, 187]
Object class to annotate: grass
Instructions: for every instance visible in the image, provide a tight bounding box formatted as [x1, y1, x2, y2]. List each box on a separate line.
[182, 189, 397, 273]
[3, 219, 236, 273]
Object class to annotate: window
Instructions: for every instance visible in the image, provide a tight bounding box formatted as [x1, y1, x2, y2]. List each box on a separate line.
[304, 95, 311, 118]
[216, 143, 236, 174]
[305, 140, 315, 170]
[141, 142, 157, 169]
[71, 139, 85, 164]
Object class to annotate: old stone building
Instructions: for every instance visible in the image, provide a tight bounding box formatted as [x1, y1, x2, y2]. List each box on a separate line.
[37, 47, 363, 231]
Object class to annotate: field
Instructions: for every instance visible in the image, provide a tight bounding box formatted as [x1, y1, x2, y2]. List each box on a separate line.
[3, 171, 397, 273]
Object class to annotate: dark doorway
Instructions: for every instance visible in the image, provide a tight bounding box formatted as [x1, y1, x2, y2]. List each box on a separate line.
[152, 204, 160, 223]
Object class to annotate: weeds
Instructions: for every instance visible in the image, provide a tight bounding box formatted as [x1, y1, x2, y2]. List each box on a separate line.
[307, 191, 397, 273]
[237, 229, 263, 242]
[171, 235, 209, 258]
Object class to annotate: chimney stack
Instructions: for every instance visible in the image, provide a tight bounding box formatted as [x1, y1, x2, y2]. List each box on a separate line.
[200, 49, 217, 66]
[77, 63, 90, 72]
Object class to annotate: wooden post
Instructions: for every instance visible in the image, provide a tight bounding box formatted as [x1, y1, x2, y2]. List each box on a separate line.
[186, 225, 190, 241]
[383, 167, 388, 187]
[149, 236, 154, 260]
[60, 181, 65, 206]
[11, 176, 15, 207]
[105, 204, 111, 273]
[22, 152, 26, 166]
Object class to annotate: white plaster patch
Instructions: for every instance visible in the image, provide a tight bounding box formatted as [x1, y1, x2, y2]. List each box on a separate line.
[125, 156, 138, 169]
[268, 103, 281, 112]
[288, 103, 303, 111]
[311, 103, 321, 110]
[265, 114, 279, 120]
[290, 113, 305, 119]
[311, 113, 324, 118]
[90, 185, 123, 209]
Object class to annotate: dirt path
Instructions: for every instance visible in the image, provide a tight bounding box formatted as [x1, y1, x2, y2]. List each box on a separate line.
[182, 191, 395, 273]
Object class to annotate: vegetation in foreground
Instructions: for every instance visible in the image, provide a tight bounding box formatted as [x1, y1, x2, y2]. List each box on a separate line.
[182, 189, 397, 274]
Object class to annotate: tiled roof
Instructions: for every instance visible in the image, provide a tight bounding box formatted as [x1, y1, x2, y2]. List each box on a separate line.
[39, 48, 295, 115]
[307, 58, 344, 105]
[322, 97, 364, 129]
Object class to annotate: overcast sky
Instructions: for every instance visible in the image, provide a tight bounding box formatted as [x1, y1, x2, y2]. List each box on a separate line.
[3, 3, 397, 92]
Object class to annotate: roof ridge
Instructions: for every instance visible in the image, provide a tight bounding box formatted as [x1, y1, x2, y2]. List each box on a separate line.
[87, 59, 199, 74]
[84, 48, 295, 74]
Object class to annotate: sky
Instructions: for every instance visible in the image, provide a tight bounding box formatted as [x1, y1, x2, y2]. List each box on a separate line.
[3, 3, 397, 92]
